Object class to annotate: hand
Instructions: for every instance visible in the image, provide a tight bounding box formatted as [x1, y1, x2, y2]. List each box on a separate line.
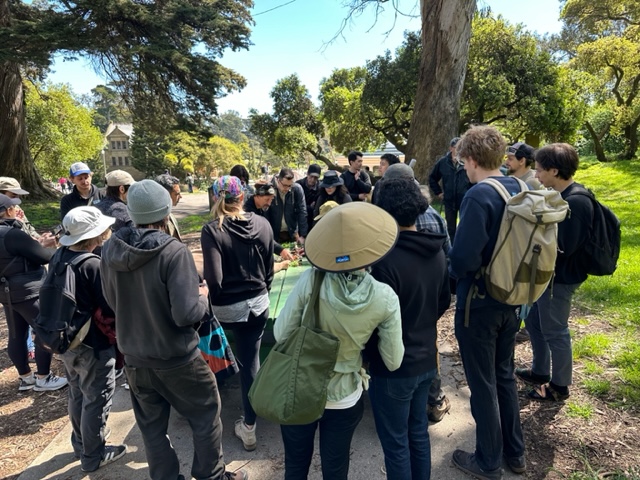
[199, 282, 209, 297]
[38, 232, 57, 248]
[358, 193, 367, 201]
[280, 248, 294, 260]
[354, 171, 360, 181]
[438, 193, 444, 200]
[297, 236, 305, 245]
[275, 260, 291, 273]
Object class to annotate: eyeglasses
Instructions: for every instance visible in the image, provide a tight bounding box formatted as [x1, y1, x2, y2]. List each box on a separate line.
[278, 178, 293, 189]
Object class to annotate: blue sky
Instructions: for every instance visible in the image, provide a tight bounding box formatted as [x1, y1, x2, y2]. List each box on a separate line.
[47, 0, 564, 116]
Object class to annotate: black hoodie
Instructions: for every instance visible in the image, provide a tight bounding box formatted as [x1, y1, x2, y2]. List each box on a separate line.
[366, 230, 450, 377]
[201, 212, 274, 306]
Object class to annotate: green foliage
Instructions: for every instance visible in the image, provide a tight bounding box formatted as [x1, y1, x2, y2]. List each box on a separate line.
[25, 82, 103, 179]
[197, 136, 243, 180]
[178, 213, 210, 235]
[565, 401, 594, 419]
[573, 333, 612, 359]
[20, 198, 60, 230]
[89, 85, 131, 133]
[582, 378, 611, 396]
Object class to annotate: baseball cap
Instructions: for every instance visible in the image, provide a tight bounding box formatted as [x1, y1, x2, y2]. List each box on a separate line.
[0, 193, 22, 212]
[69, 162, 91, 177]
[0, 177, 29, 195]
[307, 164, 322, 177]
[105, 170, 136, 187]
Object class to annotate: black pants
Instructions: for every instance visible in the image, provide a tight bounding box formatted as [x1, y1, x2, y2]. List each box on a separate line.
[444, 205, 459, 244]
[3, 299, 52, 376]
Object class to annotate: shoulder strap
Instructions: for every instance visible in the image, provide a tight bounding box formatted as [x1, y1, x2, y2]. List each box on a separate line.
[482, 177, 527, 204]
[69, 252, 99, 268]
[301, 269, 326, 329]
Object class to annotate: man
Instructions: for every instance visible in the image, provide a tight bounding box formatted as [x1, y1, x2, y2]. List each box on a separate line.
[505, 142, 541, 190]
[448, 125, 525, 479]
[154, 174, 182, 241]
[296, 164, 321, 230]
[101, 180, 247, 480]
[60, 162, 105, 220]
[186, 173, 194, 193]
[428, 137, 470, 242]
[516, 144, 593, 403]
[371, 154, 401, 204]
[96, 170, 135, 232]
[265, 168, 308, 244]
[367, 177, 450, 479]
[341, 151, 372, 201]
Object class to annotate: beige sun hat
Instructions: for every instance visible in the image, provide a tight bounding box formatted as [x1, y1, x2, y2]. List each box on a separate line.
[314, 201, 340, 221]
[105, 170, 135, 186]
[59, 206, 115, 246]
[305, 202, 399, 273]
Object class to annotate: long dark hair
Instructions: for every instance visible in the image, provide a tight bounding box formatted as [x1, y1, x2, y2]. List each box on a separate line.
[318, 185, 349, 204]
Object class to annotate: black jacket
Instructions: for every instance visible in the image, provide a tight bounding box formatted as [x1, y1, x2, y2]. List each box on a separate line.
[297, 177, 321, 228]
[428, 153, 470, 210]
[366, 230, 450, 377]
[244, 196, 285, 255]
[96, 196, 133, 233]
[60, 185, 105, 220]
[341, 169, 372, 201]
[263, 179, 308, 238]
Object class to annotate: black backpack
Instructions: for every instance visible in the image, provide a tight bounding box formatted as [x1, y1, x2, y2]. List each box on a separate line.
[567, 187, 621, 276]
[33, 249, 98, 354]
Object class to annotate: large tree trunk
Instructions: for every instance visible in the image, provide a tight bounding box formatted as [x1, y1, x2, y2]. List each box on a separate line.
[622, 116, 640, 160]
[584, 121, 608, 163]
[407, 0, 476, 183]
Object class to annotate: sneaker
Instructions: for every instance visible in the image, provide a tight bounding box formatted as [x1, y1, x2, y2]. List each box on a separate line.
[81, 444, 127, 472]
[18, 374, 36, 391]
[452, 449, 503, 480]
[224, 470, 249, 480]
[504, 454, 526, 474]
[115, 368, 124, 380]
[234, 417, 256, 451]
[34, 373, 68, 391]
[515, 367, 550, 385]
[74, 428, 112, 459]
[428, 395, 451, 423]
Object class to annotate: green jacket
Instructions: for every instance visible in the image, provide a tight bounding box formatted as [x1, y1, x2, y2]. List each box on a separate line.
[274, 268, 404, 402]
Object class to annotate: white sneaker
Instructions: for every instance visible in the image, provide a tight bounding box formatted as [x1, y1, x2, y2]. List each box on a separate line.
[81, 444, 127, 472]
[234, 417, 256, 451]
[34, 373, 68, 391]
[18, 374, 36, 391]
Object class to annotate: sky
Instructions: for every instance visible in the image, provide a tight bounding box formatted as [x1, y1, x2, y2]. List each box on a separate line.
[47, 0, 564, 117]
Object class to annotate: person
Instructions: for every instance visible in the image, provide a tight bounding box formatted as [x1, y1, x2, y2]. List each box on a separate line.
[296, 164, 322, 230]
[154, 174, 182, 241]
[505, 142, 541, 190]
[341, 151, 372, 201]
[56, 206, 127, 472]
[366, 178, 450, 480]
[229, 165, 255, 196]
[428, 137, 470, 243]
[378, 153, 401, 177]
[60, 162, 105, 220]
[313, 171, 352, 219]
[275, 202, 405, 480]
[515, 143, 594, 402]
[0, 177, 54, 245]
[265, 168, 308, 244]
[186, 173, 194, 193]
[101, 180, 247, 480]
[448, 125, 526, 479]
[0, 194, 68, 392]
[96, 170, 135, 232]
[201, 175, 274, 452]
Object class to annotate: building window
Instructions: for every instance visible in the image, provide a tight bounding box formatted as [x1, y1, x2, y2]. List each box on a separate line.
[111, 141, 116, 149]
[124, 156, 129, 166]
[123, 141, 128, 150]
[116, 141, 121, 150]
[118, 157, 123, 165]
[112, 157, 117, 166]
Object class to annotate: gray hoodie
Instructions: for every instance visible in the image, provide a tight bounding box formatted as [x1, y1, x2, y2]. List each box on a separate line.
[101, 227, 208, 369]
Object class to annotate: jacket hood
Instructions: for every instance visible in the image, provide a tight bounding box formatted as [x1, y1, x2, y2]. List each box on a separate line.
[213, 213, 261, 245]
[323, 270, 377, 315]
[397, 230, 445, 258]
[102, 227, 176, 272]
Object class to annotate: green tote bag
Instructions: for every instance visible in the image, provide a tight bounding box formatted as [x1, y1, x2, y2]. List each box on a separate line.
[249, 270, 340, 425]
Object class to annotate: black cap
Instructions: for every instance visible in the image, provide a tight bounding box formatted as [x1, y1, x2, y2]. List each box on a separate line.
[307, 164, 322, 177]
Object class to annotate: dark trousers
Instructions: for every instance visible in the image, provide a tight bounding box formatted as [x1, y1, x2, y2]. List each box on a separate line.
[62, 344, 116, 471]
[220, 308, 268, 425]
[280, 397, 364, 480]
[3, 299, 52, 376]
[125, 356, 225, 480]
[455, 305, 525, 471]
[444, 205, 459, 243]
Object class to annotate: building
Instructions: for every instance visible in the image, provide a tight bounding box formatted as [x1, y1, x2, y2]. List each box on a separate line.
[104, 124, 144, 179]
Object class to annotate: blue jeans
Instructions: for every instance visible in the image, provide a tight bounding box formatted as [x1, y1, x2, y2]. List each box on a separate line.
[525, 283, 581, 387]
[369, 370, 437, 480]
[455, 305, 524, 471]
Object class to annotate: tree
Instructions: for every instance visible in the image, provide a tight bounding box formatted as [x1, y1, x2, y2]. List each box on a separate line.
[90, 85, 131, 133]
[196, 136, 243, 180]
[0, 0, 252, 197]
[25, 83, 104, 179]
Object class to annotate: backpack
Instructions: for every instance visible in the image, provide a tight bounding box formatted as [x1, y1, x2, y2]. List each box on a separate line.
[468, 178, 569, 315]
[33, 249, 98, 354]
[566, 186, 621, 276]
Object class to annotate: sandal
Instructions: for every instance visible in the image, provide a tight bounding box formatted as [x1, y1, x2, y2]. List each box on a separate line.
[527, 383, 569, 402]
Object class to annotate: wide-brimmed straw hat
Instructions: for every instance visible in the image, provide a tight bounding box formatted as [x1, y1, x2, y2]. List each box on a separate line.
[59, 206, 115, 246]
[305, 202, 398, 272]
[319, 171, 344, 189]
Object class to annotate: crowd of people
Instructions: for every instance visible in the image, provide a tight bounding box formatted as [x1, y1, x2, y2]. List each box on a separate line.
[0, 124, 598, 480]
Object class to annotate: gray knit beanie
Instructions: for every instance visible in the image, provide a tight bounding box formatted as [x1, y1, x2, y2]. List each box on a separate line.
[126, 179, 172, 225]
[384, 163, 415, 180]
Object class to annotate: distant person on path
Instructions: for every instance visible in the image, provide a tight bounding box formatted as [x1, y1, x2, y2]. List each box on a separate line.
[448, 126, 526, 478]
[60, 162, 105, 220]
[101, 180, 247, 480]
[96, 170, 136, 233]
[367, 178, 450, 480]
[428, 137, 470, 243]
[296, 164, 322, 230]
[186, 173, 194, 193]
[505, 142, 541, 190]
[154, 174, 182, 242]
[516, 144, 593, 402]
[341, 151, 372, 201]
[266, 168, 308, 244]
[313, 171, 352, 220]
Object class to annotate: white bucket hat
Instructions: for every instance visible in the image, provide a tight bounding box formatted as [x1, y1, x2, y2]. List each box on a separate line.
[59, 206, 115, 246]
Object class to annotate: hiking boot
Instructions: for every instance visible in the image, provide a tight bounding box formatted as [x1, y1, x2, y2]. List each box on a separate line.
[234, 417, 256, 451]
[428, 395, 451, 423]
[34, 373, 68, 391]
[224, 470, 249, 480]
[81, 444, 127, 472]
[515, 328, 530, 344]
[515, 368, 550, 385]
[452, 449, 503, 480]
[18, 374, 36, 391]
[504, 454, 526, 474]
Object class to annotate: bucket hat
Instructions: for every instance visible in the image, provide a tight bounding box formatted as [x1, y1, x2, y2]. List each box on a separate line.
[319, 171, 343, 189]
[0, 177, 29, 195]
[305, 202, 398, 273]
[59, 206, 115, 246]
[314, 201, 339, 221]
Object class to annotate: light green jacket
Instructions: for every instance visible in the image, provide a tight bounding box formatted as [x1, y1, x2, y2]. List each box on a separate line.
[274, 268, 404, 402]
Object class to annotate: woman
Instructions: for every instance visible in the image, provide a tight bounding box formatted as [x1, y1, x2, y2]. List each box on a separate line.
[229, 164, 255, 195]
[312, 171, 352, 220]
[0, 194, 67, 391]
[56, 206, 127, 472]
[200, 175, 274, 452]
[275, 202, 405, 480]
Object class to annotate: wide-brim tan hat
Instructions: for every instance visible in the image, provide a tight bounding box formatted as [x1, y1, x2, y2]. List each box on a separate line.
[305, 202, 398, 272]
[59, 206, 115, 246]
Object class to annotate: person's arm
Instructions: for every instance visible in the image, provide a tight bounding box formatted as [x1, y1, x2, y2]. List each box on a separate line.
[436, 254, 451, 318]
[261, 219, 275, 291]
[448, 195, 489, 280]
[356, 170, 372, 194]
[60, 194, 72, 220]
[375, 286, 405, 371]
[81, 257, 116, 318]
[200, 224, 224, 304]
[167, 243, 208, 327]
[273, 269, 313, 343]
[4, 229, 54, 265]
[341, 172, 359, 201]
[294, 185, 308, 237]
[559, 194, 592, 258]
[428, 160, 443, 197]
